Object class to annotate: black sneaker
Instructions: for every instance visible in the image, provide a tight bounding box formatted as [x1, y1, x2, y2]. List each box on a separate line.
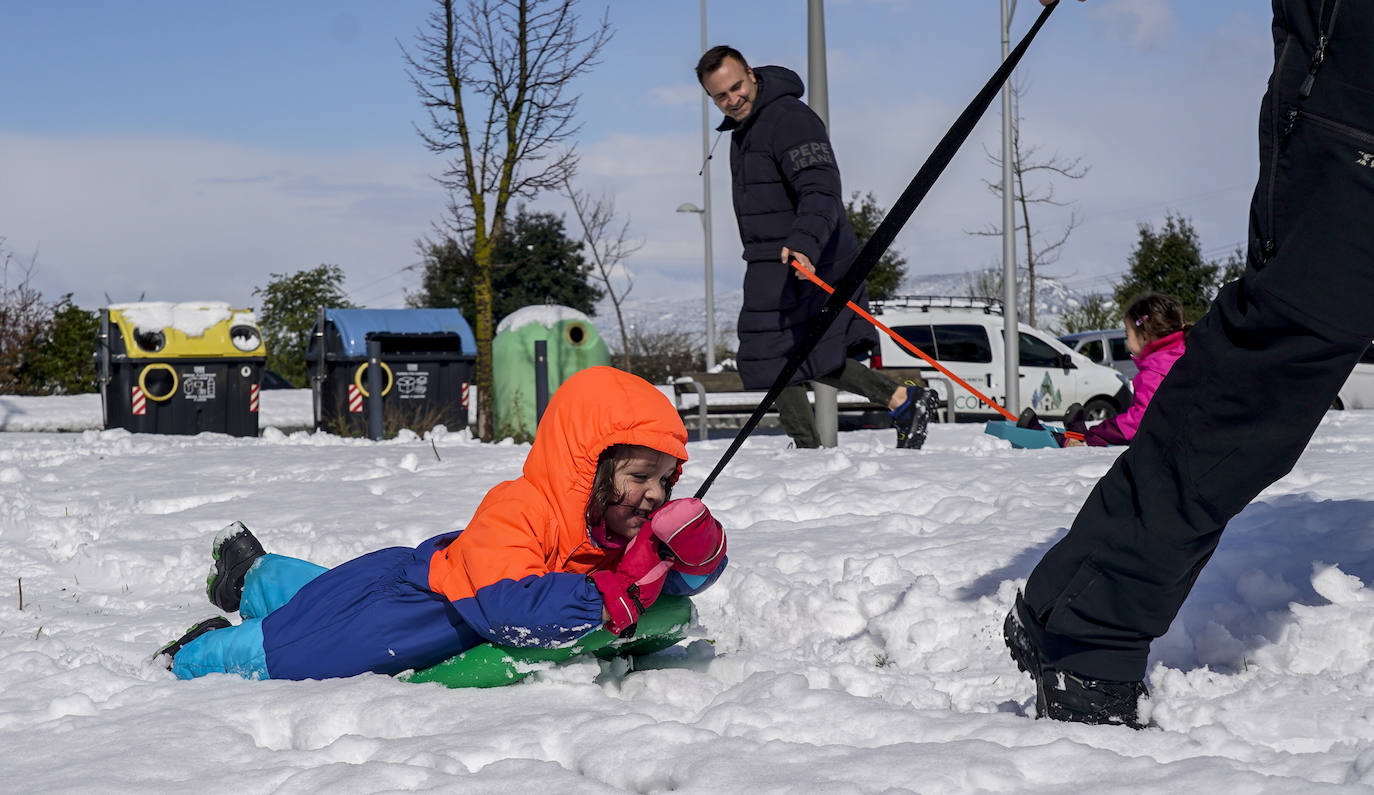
[1063, 403, 1088, 436]
[1015, 407, 1045, 430]
[892, 386, 932, 449]
[154, 616, 231, 669]
[206, 521, 266, 613]
[1003, 593, 1149, 729]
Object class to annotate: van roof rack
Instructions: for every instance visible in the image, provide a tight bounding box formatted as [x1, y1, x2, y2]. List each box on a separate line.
[869, 295, 1004, 315]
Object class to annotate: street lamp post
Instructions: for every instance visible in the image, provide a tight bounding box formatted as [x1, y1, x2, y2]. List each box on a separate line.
[1001, 0, 1021, 414]
[807, 0, 839, 448]
[682, 0, 717, 372]
[676, 202, 716, 370]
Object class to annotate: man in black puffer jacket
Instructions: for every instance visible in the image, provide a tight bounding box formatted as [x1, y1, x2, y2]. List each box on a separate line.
[696, 45, 936, 450]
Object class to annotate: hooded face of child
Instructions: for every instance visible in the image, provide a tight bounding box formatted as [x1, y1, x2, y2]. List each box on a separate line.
[603, 446, 679, 541]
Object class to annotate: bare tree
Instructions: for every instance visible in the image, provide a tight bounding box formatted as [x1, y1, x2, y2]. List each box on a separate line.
[970, 78, 1089, 327]
[563, 177, 641, 371]
[403, 0, 611, 441]
[621, 323, 705, 385]
[1057, 293, 1118, 335]
[0, 238, 56, 395]
[964, 267, 1009, 304]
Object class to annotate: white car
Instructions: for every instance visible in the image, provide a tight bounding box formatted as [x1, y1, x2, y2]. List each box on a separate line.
[1062, 328, 1374, 411]
[1058, 329, 1137, 378]
[1335, 346, 1374, 410]
[868, 297, 1132, 421]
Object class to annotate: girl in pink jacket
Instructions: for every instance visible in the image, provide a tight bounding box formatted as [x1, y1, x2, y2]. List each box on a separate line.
[1074, 292, 1189, 447]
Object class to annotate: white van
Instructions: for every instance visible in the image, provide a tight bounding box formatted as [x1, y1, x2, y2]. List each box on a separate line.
[868, 296, 1133, 421]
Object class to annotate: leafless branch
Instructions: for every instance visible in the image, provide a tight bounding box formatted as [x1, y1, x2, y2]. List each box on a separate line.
[564, 176, 642, 371]
[965, 77, 1089, 325]
[0, 241, 56, 395]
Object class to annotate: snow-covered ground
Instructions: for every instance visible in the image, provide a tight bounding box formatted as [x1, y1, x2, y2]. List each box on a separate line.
[4, 394, 1374, 793]
[0, 389, 316, 433]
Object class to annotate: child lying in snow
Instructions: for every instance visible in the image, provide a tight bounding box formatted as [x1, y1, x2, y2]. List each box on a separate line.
[1019, 292, 1190, 448]
[155, 366, 728, 680]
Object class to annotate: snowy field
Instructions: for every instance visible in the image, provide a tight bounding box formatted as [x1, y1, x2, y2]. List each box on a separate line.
[0, 390, 317, 434]
[4, 393, 1374, 793]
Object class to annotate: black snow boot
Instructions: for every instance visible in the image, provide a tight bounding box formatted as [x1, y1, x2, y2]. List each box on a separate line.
[1003, 592, 1149, 729]
[892, 386, 935, 449]
[922, 387, 941, 423]
[154, 616, 231, 669]
[1063, 403, 1088, 436]
[1015, 407, 1044, 430]
[206, 521, 266, 613]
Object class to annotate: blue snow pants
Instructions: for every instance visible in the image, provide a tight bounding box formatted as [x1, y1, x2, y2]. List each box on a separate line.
[173, 535, 484, 680]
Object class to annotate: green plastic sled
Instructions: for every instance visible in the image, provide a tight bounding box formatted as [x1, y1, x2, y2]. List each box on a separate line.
[402, 595, 694, 688]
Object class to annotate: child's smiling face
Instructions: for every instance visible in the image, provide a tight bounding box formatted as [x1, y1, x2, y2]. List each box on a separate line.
[603, 446, 679, 541]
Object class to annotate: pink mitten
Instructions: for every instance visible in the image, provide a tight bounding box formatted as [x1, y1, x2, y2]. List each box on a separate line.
[590, 529, 673, 636]
[646, 498, 726, 576]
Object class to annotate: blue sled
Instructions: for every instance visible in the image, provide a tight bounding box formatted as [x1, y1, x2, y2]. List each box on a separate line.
[984, 420, 1063, 449]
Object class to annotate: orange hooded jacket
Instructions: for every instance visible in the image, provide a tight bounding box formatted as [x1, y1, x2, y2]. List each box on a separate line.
[425, 366, 692, 647]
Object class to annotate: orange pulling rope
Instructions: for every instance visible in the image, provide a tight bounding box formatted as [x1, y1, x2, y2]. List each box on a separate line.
[788, 259, 1085, 441]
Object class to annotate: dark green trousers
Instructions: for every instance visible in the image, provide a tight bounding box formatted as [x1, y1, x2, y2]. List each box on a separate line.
[775, 359, 924, 448]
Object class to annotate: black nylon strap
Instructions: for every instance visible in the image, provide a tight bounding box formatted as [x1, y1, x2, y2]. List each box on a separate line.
[695, 2, 1059, 499]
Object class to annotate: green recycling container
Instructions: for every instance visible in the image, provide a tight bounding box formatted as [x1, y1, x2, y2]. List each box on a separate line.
[492, 305, 610, 441]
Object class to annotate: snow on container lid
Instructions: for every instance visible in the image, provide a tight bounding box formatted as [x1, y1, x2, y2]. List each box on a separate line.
[496, 304, 592, 335]
[109, 302, 247, 338]
[107, 302, 264, 358]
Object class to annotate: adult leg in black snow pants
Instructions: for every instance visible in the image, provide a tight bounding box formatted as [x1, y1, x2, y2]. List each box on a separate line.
[1017, 2, 1374, 685]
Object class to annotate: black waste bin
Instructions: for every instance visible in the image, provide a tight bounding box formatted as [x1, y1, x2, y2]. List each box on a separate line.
[97, 302, 266, 437]
[307, 308, 477, 436]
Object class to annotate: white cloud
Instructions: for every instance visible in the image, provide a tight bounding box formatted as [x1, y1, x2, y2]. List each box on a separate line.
[650, 83, 706, 107]
[528, 129, 743, 305]
[1091, 0, 1179, 52]
[0, 133, 444, 310]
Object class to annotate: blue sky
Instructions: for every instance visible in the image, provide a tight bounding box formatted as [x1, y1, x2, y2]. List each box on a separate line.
[1, 1, 1271, 315]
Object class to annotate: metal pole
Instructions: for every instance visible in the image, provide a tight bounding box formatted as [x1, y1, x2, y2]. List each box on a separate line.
[312, 306, 325, 430]
[700, 0, 716, 371]
[807, 0, 839, 448]
[366, 336, 384, 441]
[97, 310, 112, 428]
[1001, 0, 1021, 414]
[534, 339, 550, 426]
[807, 0, 829, 116]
